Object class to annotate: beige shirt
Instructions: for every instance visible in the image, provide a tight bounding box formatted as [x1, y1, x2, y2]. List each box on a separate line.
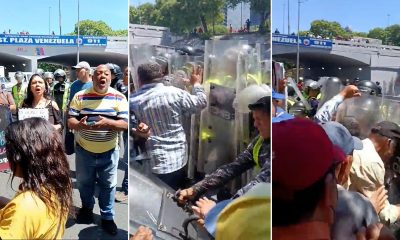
[349, 138, 399, 224]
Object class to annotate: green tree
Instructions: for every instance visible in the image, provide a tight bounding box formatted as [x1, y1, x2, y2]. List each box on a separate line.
[70, 20, 127, 36]
[352, 31, 368, 38]
[129, 0, 226, 35]
[110, 30, 128, 36]
[73, 20, 113, 36]
[135, 3, 157, 25]
[298, 30, 309, 37]
[38, 63, 64, 72]
[309, 20, 348, 39]
[129, 6, 140, 24]
[226, 0, 270, 33]
[367, 27, 386, 43]
[385, 24, 400, 46]
[154, 0, 187, 33]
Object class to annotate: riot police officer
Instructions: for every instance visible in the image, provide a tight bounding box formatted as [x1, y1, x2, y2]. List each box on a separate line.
[52, 69, 70, 112]
[34, 68, 45, 78]
[43, 72, 55, 92]
[107, 63, 123, 89]
[288, 101, 308, 118]
[11, 71, 26, 107]
[356, 80, 382, 96]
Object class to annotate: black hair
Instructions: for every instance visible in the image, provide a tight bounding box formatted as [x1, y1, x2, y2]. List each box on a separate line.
[22, 74, 52, 107]
[137, 62, 163, 85]
[338, 117, 361, 138]
[249, 96, 271, 114]
[5, 118, 73, 218]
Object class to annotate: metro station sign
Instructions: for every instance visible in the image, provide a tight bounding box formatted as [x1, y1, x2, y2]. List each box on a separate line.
[0, 34, 107, 47]
[272, 34, 332, 49]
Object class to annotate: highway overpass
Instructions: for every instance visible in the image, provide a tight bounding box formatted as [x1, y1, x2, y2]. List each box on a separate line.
[273, 34, 400, 95]
[0, 34, 127, 78]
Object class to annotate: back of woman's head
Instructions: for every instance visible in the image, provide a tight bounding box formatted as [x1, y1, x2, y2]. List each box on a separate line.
[5, 118, 72, 217]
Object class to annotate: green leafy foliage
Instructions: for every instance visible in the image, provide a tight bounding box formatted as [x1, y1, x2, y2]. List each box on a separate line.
[70, 20, 127, 36]
[38, 63, 64, 72]
[129, 0, 269, 34]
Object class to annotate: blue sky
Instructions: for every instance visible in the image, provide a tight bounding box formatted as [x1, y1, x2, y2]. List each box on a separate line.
[272, 0, 399, 34]
[0, 0, 128, 35]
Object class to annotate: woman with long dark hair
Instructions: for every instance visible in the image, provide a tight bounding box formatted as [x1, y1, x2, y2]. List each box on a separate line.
[21, 74, 63, 132]
[0, 118, 73, 239]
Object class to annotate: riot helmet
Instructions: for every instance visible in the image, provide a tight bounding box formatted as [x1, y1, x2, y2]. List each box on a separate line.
[43, 72, 54, 80]
[303, 79, 320, 96]
[15, 71, 25, 83]
[356, 80, 381, 96]
[177, 46, 196, 56]
[303, 79, 315, 89]
[34, 68, 45, 77]
[106, 63, 123, 79]
[43, 72, 54, 85]
[288, 101, 308, 118]
[54, 69, 66, 82]
[308, 81, 321, 90]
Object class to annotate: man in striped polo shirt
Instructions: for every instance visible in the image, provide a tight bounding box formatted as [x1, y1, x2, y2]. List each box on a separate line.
[130, 62, 207, 190]
[68, 64, 128, 236]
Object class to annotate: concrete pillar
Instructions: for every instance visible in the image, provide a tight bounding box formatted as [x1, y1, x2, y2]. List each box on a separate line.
[27, 58, 38, 72]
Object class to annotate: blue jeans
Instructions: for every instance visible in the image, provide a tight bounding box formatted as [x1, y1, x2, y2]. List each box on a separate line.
[75, 144, 119, 220]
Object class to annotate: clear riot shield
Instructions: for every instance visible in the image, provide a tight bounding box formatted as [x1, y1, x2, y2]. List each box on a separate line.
[381, 96, 400, 232]
[380, 97, 400, 125]
[197, 40, 262, 177]
[130, 44, 157, 91]
[335, 95, 383, 139]
[168, 53, 204, 179]
[168, 54, 203, 90]
[318, 77, 344, 109]
[129, 169, 211, 240]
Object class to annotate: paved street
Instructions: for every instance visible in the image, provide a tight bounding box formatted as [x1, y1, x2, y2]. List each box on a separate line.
[0, 154, 129, 240]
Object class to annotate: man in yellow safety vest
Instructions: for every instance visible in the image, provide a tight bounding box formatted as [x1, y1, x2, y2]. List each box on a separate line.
[177, 95, 271, 201]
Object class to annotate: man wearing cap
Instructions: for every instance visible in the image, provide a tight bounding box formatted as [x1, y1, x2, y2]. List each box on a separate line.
[271, 103, 293, 123]
[272, 119, 392, 239]
[349, 121, 400, 225]
[69, 61, 93, 103]
[66, 61, 93, 155]
[178, 95, 270, 202]
[271, 90, 294, 123]
[320, 121, 387, 239]
[273, 118, 346, 239]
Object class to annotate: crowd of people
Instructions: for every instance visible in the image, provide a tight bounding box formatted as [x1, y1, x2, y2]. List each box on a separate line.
[272, 73, 400, 239]
[129, 42, 269, 240]
[0, 42, 269, 239]
[0, 61, 129, 238]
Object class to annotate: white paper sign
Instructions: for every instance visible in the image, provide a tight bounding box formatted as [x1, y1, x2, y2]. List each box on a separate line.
[18, 108, 49, 121]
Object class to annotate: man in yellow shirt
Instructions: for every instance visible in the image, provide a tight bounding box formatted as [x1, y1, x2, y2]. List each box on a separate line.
[68, 65, 128, 235]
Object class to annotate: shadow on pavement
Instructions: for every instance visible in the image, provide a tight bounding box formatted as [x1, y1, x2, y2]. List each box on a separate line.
[78, 225, 128, 240]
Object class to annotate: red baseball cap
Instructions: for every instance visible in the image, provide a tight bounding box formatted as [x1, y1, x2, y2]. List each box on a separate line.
[273, 118, 346, 197]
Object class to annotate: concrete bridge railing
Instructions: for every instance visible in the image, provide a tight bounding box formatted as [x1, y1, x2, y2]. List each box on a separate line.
[333, 39, 400, 53]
